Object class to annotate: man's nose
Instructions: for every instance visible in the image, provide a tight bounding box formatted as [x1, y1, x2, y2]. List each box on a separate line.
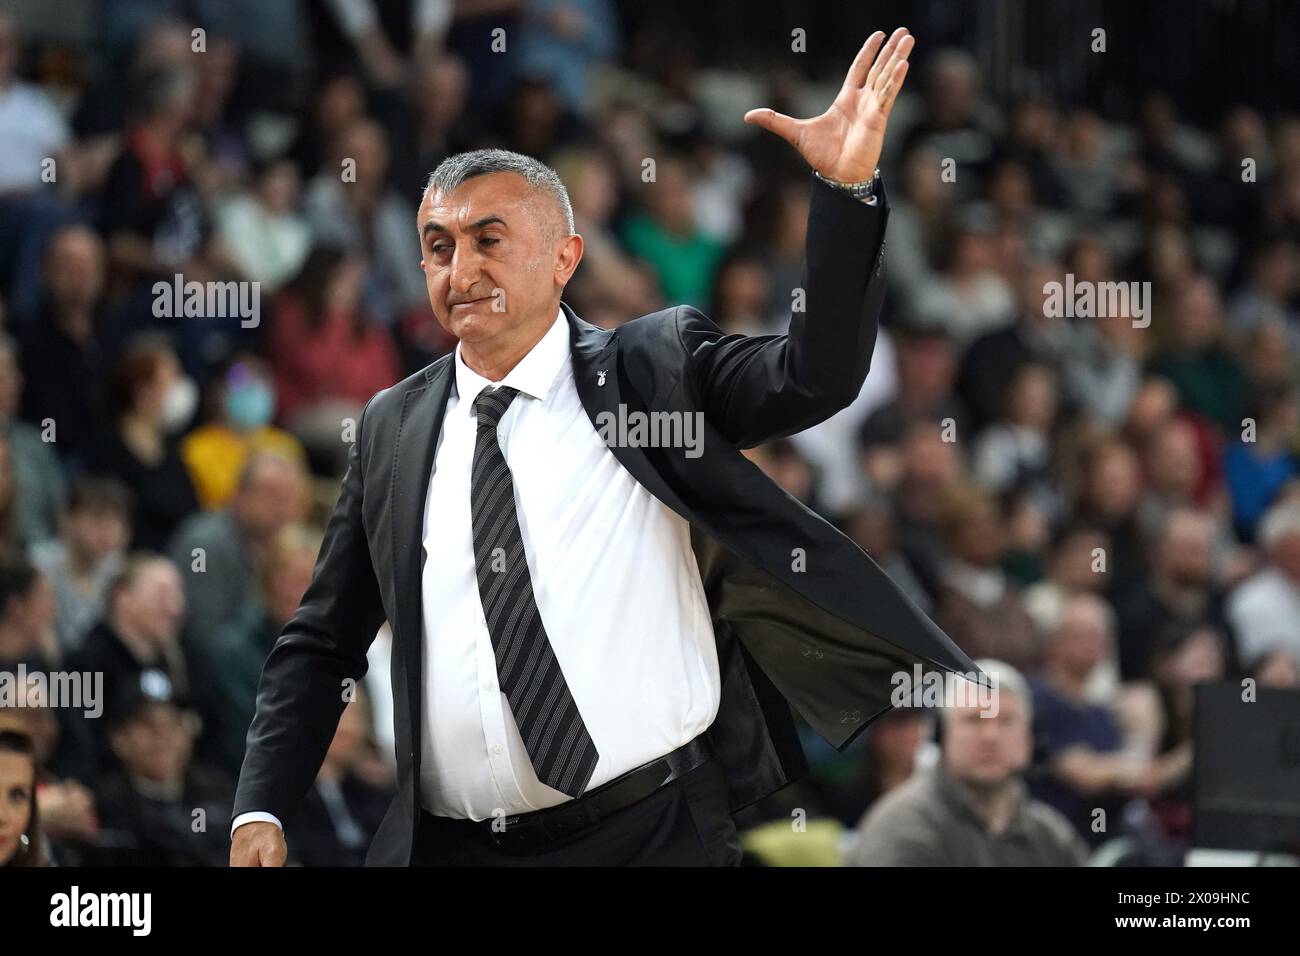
[449, 246, 482, 294]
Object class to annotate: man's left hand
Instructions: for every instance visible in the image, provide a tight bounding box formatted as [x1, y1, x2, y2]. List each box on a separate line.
[744, 27, 914, 183]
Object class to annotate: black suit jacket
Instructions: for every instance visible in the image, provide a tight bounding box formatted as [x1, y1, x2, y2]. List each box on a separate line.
[233, 172, 979, 864]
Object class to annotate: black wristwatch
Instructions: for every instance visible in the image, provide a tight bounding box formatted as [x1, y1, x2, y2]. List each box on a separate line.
[814, 167, 880, 203]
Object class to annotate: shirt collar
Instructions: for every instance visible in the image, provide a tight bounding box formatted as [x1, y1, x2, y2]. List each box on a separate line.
[452, 306, 568, 413]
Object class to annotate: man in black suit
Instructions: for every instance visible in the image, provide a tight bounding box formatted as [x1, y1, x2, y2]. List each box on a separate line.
[232, 27, 976, 867]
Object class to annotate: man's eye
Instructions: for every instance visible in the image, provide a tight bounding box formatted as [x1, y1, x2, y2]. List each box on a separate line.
[430, 244, 449, 254]
[480, 237, 500, 246]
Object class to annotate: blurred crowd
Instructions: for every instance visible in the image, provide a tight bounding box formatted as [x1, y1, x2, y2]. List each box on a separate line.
[1, 0, 1299, 867]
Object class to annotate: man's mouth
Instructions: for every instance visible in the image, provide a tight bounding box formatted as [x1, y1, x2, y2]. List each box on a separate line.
[451, 297, 491, 309]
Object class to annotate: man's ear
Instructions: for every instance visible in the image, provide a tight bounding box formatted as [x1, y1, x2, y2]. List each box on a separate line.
[555, 233, 583, 288]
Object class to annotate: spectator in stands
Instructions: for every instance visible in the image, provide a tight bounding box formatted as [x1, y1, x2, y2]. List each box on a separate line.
[1113, 507, 1234, 681]
[0, 335, 63, 545]
[99, 64, 208, 293]
[284, 689, 392, 866]
[550, 146, 662, 327]
[1073, 435, 1148, 593]
[86, 336, 200, 552]
[956, 258, 1068, 429]
[269, 247, 403, 474]
[858, 318, 967, 456]
[1143, 620, 1226, 846]
[846, 659, 1088, 866]
[1227, 499, 1300, 664]
[882, 419, 967, 594]
[214, 158, 312, 295]
[1028, 594, 1140, 846]
[95, 683, 231, 866]
[303, 117, 426, 325]
[842, 499, 933, 616]
[911, 218, 1015, 346]
[1146, 276, 1248, 433]
[514, 0, 621, 119]
[68, 554, 188, 775]
[0, 716, 45, 866]
[1228, 238, 1300, 346]
[15, 225, 110, 468]
[181, 354, 307, 510]
[882, 146, 954, 300]
[932, 484, 1041, 673]
[620, 153, 725, 308]
[205, 524, 321, 776]
[1022, 524, 1112, 635]
[0, 555, 57, 671]
[169, 452, 307, 682]
[0, 677, 99, 863]
[30, 477, 132, 655]
[971, 360, 1060, 515]
[900, 49, 998, 200]
[1223, 384, 1300, 539]
[0, 12, 76, 325]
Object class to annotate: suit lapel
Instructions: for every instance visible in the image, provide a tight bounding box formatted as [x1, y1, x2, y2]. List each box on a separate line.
[564, 301, 695, 521]
[390, 358, 453, 748]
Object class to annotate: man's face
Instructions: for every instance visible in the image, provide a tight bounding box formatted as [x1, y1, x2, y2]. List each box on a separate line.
[66, 509, 129, 563]
[111, 703, 192, 784]
[417, 172, 579, 347]
[45, 229, 106, 310]
[122, 562, 185, 645]
[236, 462, 304, 540]
[943, 688, 1031, 790]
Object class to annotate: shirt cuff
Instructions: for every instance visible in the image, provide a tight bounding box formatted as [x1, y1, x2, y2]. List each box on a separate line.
[232, 811, 284, 839]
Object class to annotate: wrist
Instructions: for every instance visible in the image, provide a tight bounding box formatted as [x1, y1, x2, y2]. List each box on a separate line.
[814, 167, 881, 203]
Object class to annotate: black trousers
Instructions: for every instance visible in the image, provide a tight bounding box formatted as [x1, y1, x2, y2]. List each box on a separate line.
[412, 757, 744, 866]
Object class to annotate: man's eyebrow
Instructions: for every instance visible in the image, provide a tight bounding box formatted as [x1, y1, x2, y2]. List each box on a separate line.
[421, 215, 508, 238]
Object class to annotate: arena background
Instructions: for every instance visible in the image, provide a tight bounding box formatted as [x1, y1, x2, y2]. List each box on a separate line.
[1, 0, 1299, 868]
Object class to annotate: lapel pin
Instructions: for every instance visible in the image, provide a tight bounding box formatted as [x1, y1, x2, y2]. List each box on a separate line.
[597, 369, 608, 386]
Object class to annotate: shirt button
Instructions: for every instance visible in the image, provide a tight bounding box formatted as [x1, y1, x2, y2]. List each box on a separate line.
[492, 744, 504, 756]
[482, 681, 496, 692]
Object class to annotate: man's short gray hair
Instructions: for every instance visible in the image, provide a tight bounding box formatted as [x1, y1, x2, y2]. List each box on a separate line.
[969, 658, 1033, 723]
[422, 148, 575, 242]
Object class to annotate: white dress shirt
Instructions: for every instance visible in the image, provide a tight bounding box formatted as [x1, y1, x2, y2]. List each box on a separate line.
[419, 307, 719, 819]
[234, 308, 720, 835]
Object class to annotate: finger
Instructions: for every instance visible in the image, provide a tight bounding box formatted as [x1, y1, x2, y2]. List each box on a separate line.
[743, 108, 804, 147]
[844, 31, 886, 90]
[873, 33, 915, 98]
[879, 60, 910, 114]
[866, 27, 909, 89]
[261, 838, 287, 867]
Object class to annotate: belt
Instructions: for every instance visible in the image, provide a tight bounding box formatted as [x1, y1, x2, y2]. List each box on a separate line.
[460, 734, 713, 853]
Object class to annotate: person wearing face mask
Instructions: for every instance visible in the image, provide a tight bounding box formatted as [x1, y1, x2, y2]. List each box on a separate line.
[181, 354, 307, 510]
[85, 335, 200, 551]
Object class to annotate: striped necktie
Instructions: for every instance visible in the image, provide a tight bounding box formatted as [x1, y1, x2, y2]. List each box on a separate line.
[469, 385, 600, 797]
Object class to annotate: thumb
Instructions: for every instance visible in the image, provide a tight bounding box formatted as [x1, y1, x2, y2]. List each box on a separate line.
[743, 108, 803, 146]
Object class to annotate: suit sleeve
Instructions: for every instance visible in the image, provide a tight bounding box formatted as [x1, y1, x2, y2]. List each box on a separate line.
[231, 395, 387, 825]
[676, 172, 889, 449]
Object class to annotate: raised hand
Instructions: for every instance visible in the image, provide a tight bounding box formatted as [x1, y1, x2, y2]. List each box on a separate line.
[744, 28, 914, 183]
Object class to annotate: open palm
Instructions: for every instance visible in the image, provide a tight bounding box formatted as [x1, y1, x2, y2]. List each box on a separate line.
[744, 28, 915, 184]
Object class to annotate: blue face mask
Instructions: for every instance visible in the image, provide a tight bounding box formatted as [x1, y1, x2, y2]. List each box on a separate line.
[225, 380, 275, 431]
